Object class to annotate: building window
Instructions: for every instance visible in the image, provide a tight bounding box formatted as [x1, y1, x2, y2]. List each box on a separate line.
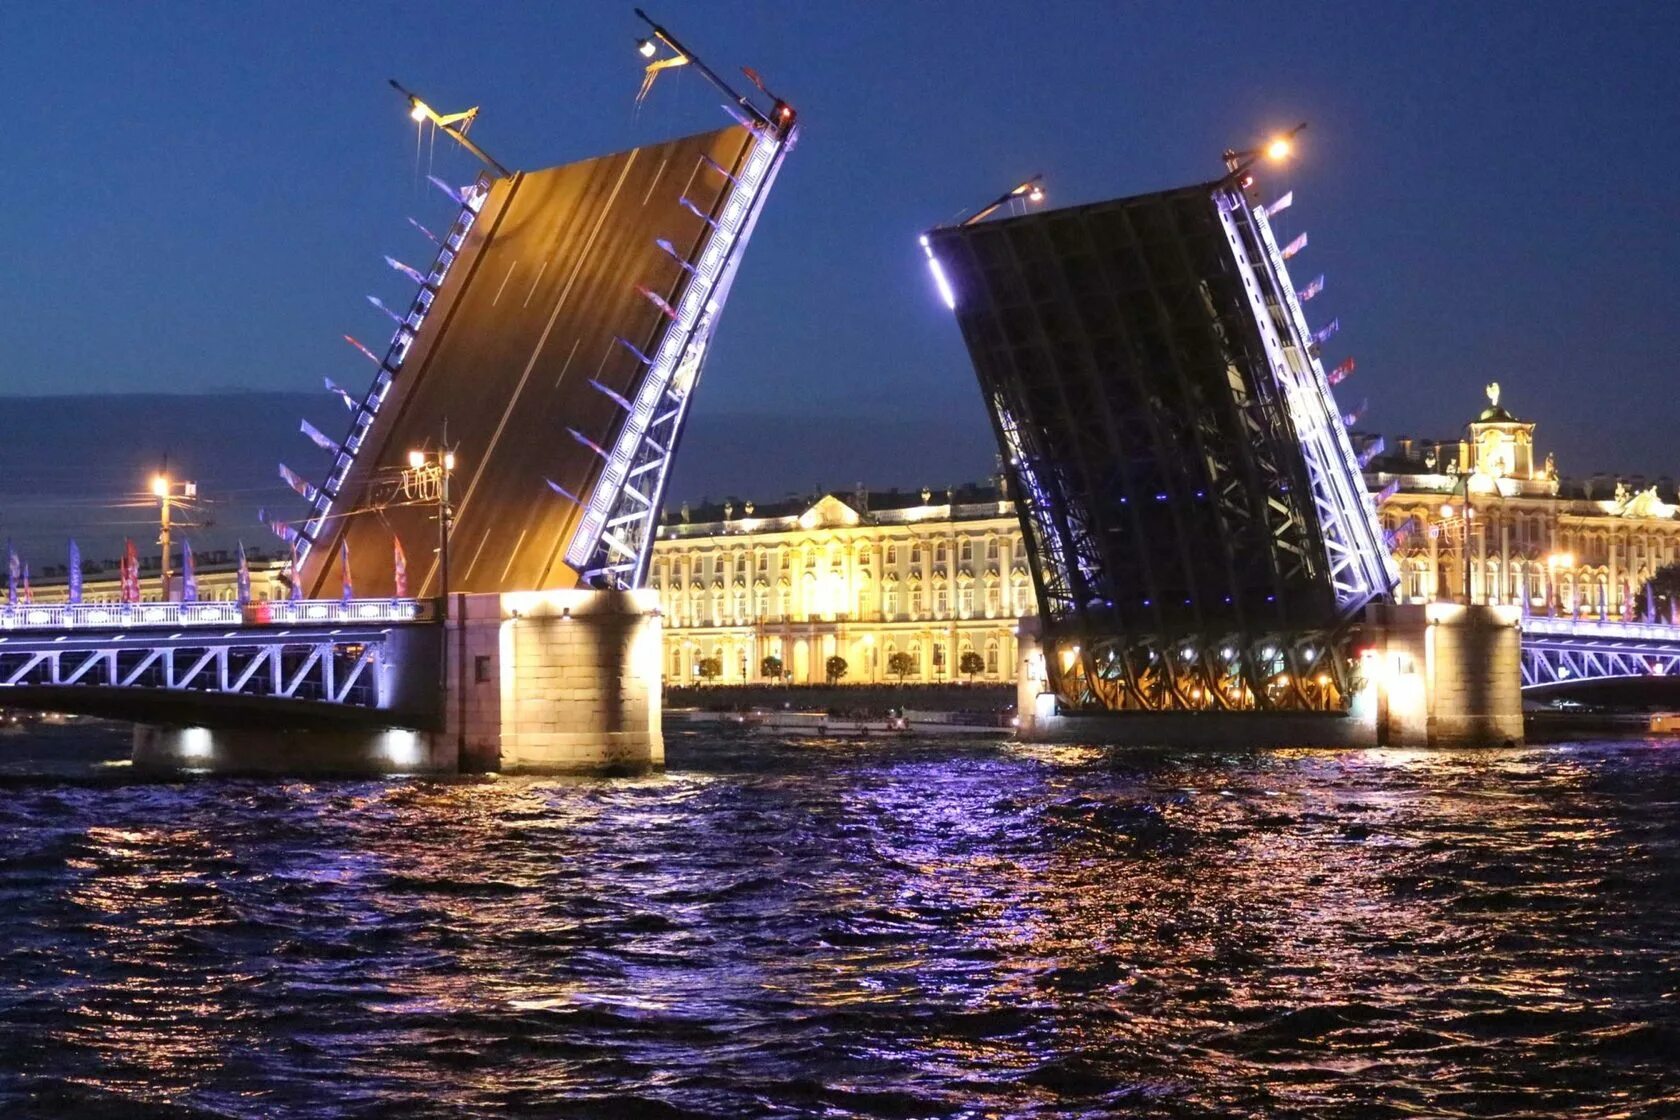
[959, 540, 973, 563]
[885, 588, 899, 616]
[935, 588, 948, 617]
[987, 538, 999, 562]
[932, 642, 946, 676]
[985, 583, 1000, 617]
[985, 638, 1000, 675]
[886, 543, 898, 566]
[935, 543, 948, 564]
[910, 588, 924, 615]
[960, 585, 974, 617]
[911, 544, 923, 565]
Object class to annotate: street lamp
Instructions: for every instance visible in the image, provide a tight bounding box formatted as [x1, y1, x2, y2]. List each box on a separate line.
[1223, 121, 1308, 180]
[1547, 551, 1575, 617]
[151, 470, 197, 602]
[405, 438, 456, 606]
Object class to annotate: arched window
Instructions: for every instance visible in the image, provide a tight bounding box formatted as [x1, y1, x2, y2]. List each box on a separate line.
[959, 540, 973, 563]
[985, 638, 1000, 675]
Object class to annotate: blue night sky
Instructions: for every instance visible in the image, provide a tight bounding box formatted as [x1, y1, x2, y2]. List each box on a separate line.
[2, 0, 1678, 508]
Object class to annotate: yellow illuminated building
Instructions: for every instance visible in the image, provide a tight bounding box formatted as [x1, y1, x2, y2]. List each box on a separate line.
[651, 483, 1032, 684]
[1370, 385, 1680, 617]
[655, 387, 1680, 684]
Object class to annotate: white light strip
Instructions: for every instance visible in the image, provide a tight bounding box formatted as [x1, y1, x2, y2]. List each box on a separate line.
[298, 176, 493, 565]
[0, 599, 425, 631]
[565, 131, 786, 574]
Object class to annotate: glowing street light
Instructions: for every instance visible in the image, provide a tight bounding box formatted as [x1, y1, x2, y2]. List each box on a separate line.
[388, 79, 511, 178]
[637, 36, 658, 58]
[1223, 121, 1308, 181]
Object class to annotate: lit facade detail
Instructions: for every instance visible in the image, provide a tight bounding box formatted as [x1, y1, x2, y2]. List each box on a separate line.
[649, 485, 1033, 685]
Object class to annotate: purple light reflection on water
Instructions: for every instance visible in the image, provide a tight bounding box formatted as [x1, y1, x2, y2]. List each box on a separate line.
[0, 727, 1675, 1117]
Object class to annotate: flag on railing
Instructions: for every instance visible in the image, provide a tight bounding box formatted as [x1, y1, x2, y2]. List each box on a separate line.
[279, 463, 318, 503]
[182, 539, 198, 603]
[324, 377, 358, 411]
[1264, 190, 1293, 218]
[21, 563, 31, 605]
[1297, 274, 1324, 302]
[6, 541, 17, 607]
[393, 535, 408, 598]
[121, 540, 140, 604]
[1281, 232, 1308, 260]
[300, 419, 342, 455]
[236, 541, 252, 605]
[288, 540, 302, 602]
[340, 539, 353, 604]
[1328, 357, 1356, 385]
[1311, 318, 1340, 346]
[1647, 582, 1657, 624]
[384, 255, 427, 286]
[68, 540, 82, 605]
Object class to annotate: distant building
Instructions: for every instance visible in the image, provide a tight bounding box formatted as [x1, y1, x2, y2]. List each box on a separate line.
[1363, 384, 1680, 615]
[651, 481, 1031, 685]
[654, 386, 1680, 684]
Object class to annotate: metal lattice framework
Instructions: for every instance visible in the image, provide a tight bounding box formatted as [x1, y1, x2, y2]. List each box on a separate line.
[0, 621, 417, 714]
[926, 178, 1395, 713]
[1521, 616, 1680, 688]
[564, 120, 796, 587]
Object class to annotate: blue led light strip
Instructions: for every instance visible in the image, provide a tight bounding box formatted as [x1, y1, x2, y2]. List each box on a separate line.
[295, 172, 494, 569]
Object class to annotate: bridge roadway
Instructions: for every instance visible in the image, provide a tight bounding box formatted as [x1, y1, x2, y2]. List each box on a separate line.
[301, 125, 760, 601]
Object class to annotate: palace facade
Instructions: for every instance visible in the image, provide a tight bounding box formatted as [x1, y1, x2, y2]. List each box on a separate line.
[653, 387, 1680, 684]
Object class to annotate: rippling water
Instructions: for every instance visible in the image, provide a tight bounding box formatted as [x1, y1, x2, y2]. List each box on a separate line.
[0, 724, 1677, 1118]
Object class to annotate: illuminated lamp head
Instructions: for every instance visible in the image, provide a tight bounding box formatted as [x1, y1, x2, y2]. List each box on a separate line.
[637, 37, 657, 58]
[409, 101, 429, 123]
[1265, 136, 1293, 162]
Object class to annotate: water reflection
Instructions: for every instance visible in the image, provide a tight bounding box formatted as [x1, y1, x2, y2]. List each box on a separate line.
[0, 733, 1675, 1117]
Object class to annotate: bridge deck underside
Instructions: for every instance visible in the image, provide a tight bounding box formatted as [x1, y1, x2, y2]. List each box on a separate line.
[929, 184, 1363, 710]
[302, 126, 755, 599]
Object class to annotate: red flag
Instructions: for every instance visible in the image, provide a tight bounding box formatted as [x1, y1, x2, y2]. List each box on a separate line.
[122, 539, 140, 604]
[393, 536, 409, 598]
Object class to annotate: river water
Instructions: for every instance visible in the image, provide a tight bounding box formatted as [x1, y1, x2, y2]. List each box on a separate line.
[0, 723, 1676, 1118]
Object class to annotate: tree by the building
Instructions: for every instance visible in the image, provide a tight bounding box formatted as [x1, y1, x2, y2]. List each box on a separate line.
[696, 656, 723, 683]
[887, 651, 915, 683]
[760, 654, 784, 681]
[959, 650, 985, 682]
[825, 655, 849, 685]
[1639, 562, 1680, 622]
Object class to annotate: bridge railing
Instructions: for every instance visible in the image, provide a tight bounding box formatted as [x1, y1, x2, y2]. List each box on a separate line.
[0, 598, 431, 632]
[1522, 616, 1680, 643]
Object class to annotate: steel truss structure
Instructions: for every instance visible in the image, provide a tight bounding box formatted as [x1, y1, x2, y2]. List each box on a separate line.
[1520, 616, 1680, 689]
[927, 178, 1394, 712]
[565, 117, 797, 587]
[0, 622, 414, 712]
[298, 176, 494, 567]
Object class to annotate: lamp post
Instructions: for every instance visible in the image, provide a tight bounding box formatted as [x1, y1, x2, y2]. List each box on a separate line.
[1547, 551, 1575, 618]
[151, 471, 197, 603]
[406, 434, 456, 606]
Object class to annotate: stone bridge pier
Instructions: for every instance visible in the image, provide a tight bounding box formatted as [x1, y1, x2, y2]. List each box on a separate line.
[133, 589, 664, 775]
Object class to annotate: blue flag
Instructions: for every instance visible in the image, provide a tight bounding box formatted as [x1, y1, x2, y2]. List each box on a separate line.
[182, 539, 198, 603]
[340, 538, 353, 604]
[236, 541, 252, 605]
[68, 540, 83, 604]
